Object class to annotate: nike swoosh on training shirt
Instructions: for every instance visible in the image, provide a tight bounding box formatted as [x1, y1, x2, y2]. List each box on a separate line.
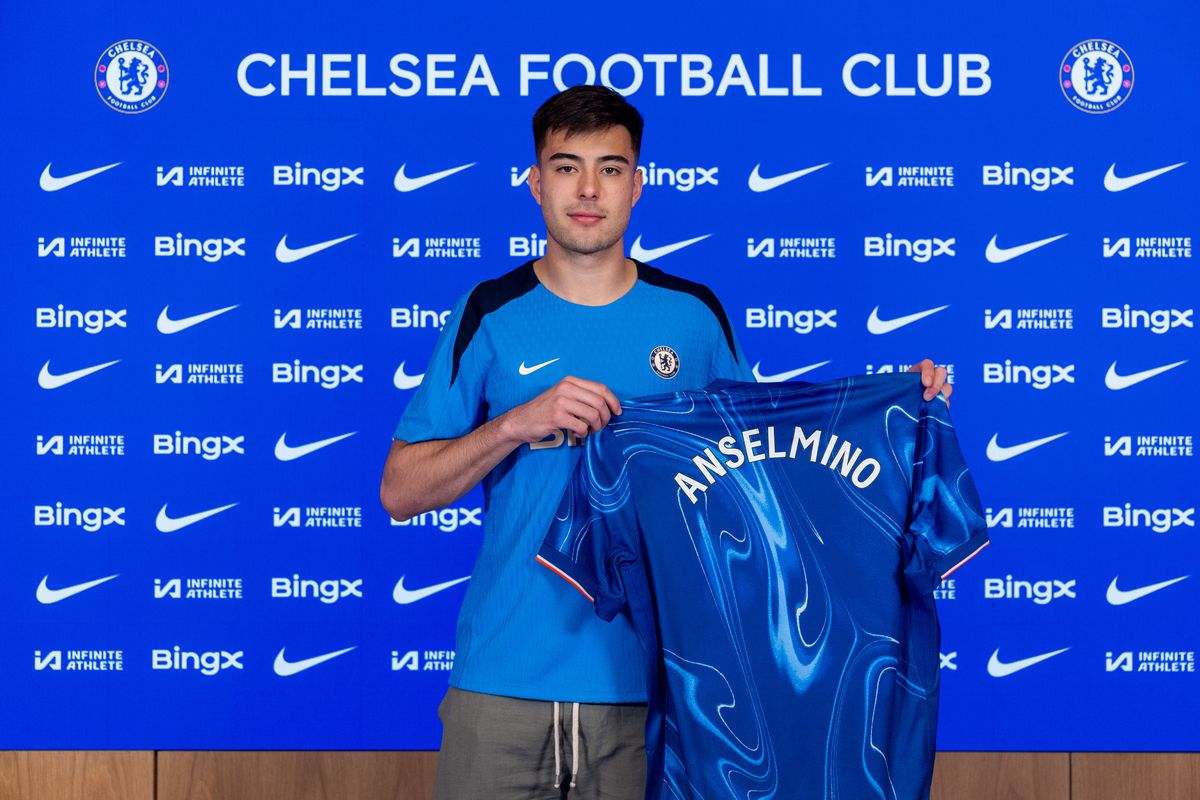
[156, 304, 239, 334]
[393, 162, 475, 192]
[39, 162, 122, 191]
[747, 162, 831, 192]
[519, 357, 560, 376]
[1106, 575, 1188, 606]
[273, 646, 356, 677]
[38, 359, 121, 389]
[155, 502, 238, 533]
[392, 575, 470, 605]
[987, 647, 1070, 678]
[1104, 359, 1187, 390]
[1103, 161, 1187, 192]
[866, 305, 950, 335]
[393, 362, 424, 390]
[275, 233, 358, 263]
[630, 234, 711, 262]
[36, 574, 120, 604]
[984, 233, 1068, 264]
[274, 431, 357, 461]
[986, 431, 1070, 462]
[751, 360, 830, 383]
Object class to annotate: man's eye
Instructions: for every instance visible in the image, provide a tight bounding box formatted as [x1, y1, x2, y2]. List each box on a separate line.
[557, 165, 575, 173]
[603, 167, 620, 175]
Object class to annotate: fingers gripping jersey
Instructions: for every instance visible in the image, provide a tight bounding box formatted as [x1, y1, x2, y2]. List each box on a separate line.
[537, 372, 990, 800]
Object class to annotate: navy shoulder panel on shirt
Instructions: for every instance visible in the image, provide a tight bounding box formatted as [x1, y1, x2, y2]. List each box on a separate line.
[450, 260, 539, 385]
[633, 259, 740, 364]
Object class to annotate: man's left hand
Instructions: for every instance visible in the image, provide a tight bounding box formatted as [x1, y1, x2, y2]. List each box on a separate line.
[908, 358, 952, 407]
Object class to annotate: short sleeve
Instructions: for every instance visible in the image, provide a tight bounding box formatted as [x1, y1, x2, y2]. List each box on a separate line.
[393, 288, 488, 444]
[904, 394, 991, 593]
[708, 299, 756, 383]
[536, 432, 640, 621]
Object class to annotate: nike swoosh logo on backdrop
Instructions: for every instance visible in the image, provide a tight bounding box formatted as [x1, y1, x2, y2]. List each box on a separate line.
[39, 162, 122, 191]
[155, 502, 238, 533]
[986, 432, 1070, 462]
[1106, 575, 1188, 606]
[1103, 162, 1186, 192]
[866, 305, 949, 335]
[392, 575, 470, 605]
[984, 234, 1068, 264]
[987, 647, 1070, 678]
[38, 359, 121, 389]
[36, 574, 120, 604]
[1105, 360, 1187, 390]
[751, 360, 830, 383]
[747, 162, 831, 192]
[519, 358, 560, 376]
[630, 234, 711, 262]
[274, 431, 357, 461]
[393, 362, 424, 390]
[273, 646, 356, 677]
[275, 234, 358, 263]
[156, 304, 239, 334]
[393, 162, 475, 192]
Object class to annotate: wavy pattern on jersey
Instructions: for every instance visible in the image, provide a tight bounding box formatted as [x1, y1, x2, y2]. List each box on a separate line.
[580, 376, 943, 799]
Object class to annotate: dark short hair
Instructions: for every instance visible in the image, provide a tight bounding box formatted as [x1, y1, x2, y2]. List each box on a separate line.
[532, 84, 644, 163]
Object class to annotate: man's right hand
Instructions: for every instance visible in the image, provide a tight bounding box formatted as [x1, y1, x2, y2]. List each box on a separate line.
[500, 376, 623, 444]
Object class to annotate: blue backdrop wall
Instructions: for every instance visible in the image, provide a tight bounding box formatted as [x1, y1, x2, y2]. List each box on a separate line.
[4, 0, 1197, 750]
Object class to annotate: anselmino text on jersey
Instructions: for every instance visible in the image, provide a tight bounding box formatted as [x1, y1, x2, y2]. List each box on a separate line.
[675, 426, 882, 504]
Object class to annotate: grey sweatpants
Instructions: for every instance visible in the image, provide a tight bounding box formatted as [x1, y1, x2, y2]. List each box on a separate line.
[432, 686, 648, 800]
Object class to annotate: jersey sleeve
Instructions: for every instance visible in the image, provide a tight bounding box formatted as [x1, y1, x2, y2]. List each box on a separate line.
[707, 297, 756, 383]
[393, 288, 489, 444]
[904, 394, 991, 593]
[536, 433, 641, 621]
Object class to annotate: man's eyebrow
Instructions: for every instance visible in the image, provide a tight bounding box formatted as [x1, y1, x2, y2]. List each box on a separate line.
[546, 152, 632, 165]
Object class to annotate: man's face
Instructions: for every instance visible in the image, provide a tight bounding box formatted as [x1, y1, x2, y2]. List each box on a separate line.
[530, 125, 643, 257]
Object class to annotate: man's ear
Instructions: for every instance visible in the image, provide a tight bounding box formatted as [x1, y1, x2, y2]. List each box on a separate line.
[528, 163, 542, 205]
[631, 160, 643, 207]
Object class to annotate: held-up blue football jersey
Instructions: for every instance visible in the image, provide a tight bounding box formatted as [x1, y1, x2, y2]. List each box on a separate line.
[536, 372, 990, 800]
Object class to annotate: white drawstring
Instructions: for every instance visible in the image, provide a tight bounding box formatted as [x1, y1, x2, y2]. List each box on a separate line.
[570, 701, 580, 789]
[553, 700, 562, 789]
[552, 701, 582, 790]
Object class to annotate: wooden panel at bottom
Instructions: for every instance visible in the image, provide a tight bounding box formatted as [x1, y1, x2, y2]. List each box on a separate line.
[933, 752, 1069, 800]
[15, 750, 1192, 800]
[159, 751, 1071, 800]
[157, 751, 438, 800]
[0, 751, 153, 800]
[1073, 753, 1200, 800]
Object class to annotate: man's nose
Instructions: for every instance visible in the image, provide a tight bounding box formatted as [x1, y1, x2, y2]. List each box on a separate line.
[577, 170, 599, 198]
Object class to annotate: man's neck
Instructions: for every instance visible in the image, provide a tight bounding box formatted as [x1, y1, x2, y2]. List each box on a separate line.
[534, 244, 636, 306]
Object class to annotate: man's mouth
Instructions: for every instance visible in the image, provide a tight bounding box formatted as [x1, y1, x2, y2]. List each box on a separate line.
[568, 212, 604, 224]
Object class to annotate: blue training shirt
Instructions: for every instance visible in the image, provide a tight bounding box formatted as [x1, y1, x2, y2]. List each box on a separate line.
[537, 372, 991, 799]
[392, 257, 754, 702]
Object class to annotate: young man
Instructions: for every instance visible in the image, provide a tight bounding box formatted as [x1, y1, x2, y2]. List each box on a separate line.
[378, 85, 952, 799]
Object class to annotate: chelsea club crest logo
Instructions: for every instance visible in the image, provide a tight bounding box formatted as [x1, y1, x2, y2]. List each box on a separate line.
[1059, 38, 1133, 114]
[649, 345, 680, 379]
[95, 39, 169, 114]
